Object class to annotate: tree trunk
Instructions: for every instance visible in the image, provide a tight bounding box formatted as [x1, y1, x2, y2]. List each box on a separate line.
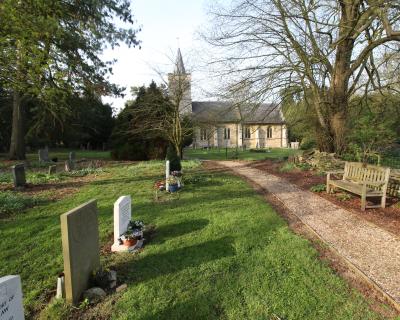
[9, 91, 26, 160]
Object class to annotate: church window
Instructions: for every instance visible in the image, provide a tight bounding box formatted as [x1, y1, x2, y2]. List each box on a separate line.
[244, 127, 251, 139]
[224, 128, 230, 140]
[200, 128, 207, 141]
[267, 126, 273, 138]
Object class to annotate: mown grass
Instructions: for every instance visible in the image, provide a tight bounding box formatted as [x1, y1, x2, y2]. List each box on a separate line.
[0, 191, 45, 216]
[0, 161, 386, 319]
[0, 149, 111, 168]
[184, 147, 298, 161]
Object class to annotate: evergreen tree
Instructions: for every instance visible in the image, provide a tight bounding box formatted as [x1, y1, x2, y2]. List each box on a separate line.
[0, 0, 140, 159]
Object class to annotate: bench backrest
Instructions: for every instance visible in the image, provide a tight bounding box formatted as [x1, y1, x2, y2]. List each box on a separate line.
[344, 162, 390, 185]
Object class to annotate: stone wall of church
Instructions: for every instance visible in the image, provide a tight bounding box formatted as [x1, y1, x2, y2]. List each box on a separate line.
[194, 124, 288, 149]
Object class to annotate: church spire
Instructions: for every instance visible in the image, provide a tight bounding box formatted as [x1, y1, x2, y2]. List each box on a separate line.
[175, 48, 186, 74]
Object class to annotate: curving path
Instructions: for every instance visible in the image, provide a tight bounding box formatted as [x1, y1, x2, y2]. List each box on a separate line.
[217, 160, 400, 307]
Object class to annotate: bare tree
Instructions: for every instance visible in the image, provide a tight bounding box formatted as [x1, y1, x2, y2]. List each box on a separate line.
[128, 51, 193, 158]
[202, 0, 400, 153]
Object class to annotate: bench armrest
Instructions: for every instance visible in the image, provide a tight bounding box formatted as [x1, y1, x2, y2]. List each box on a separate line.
[326, 170, 344, 179]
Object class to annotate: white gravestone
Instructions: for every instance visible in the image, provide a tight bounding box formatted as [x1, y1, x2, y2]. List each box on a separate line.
[165, 161, 170, 191]
[111, 196, 132, 252]
[0, 275, 24, 320]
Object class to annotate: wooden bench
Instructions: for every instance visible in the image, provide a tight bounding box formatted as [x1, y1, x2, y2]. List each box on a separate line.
[326, 162, 391, 211]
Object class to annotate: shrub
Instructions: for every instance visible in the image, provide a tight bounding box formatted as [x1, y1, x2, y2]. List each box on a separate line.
[297, 163, 312, 171]
[336, 192, 352, 201]
[112, 140, 168, 161]
[300, 139, 316, 150]
[279, 162, 296, 172]
[166, 145, 181, 171]
[0, 191, 42, 215]
[310, 184, 326, 192]
[0, 172, 12, 184]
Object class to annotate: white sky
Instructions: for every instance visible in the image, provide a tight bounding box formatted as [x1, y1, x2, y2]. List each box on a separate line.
[102, 0, 212, 112]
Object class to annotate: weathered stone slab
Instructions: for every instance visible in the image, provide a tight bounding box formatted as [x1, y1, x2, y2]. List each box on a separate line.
[64, 160, 75, 172]
[48, 165, 57, 175]
[0, 275, 25, 320]
[61, 200, 100, 305]
[69, 152, 76, 162]
[38, 149, 49, 162]
[11, 164, 26, 188]
[111, 196, 132, 252]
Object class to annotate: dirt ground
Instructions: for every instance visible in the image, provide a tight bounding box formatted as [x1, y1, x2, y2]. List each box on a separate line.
[250, 160, 400, 236]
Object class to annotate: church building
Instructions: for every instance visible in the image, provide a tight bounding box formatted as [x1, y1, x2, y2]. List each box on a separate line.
[168, 49, 288, 149]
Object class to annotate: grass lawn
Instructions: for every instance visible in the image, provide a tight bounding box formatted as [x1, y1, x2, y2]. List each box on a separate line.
[0, 149, 111, 167]
[184, 147, 298, 161]
[0, 161, 385, 319]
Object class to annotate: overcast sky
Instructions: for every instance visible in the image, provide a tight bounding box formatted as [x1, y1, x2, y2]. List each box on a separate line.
[102, 0, 213, 112]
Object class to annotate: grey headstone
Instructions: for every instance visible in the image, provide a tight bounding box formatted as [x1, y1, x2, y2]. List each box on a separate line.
[48, 165, 57, 175]
[0, 275, 25, 320]
[11, 164, 26, 188]
[38, 149, 49, 162]
[61, 200, 100, 305]
[64, 160, 75, 172]
[69, 152, 76, 162]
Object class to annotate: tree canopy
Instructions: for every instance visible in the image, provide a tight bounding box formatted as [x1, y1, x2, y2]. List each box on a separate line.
[203, 0, 400, 153]
[0, 0, 140, 159]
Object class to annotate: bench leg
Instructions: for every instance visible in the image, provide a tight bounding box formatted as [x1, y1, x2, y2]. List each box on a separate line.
[326, 176, 330, 194]
[361, 191, 367, 211]
[381, 195, 387, 209]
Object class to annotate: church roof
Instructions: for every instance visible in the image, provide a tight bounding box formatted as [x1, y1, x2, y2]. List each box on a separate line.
[191, 101, 285, 124]
[175, 48, 186, 74]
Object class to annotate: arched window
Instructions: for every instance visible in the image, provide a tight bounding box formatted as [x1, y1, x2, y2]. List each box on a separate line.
[267, 126, 273, 138]
[244, 127, 251, 139]
[224, 128, 230, 140]
[200, 128, 207, 141]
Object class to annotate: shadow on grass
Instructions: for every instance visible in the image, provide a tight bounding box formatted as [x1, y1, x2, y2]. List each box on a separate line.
[151, 219, 209, 244]
[115, 236, 235, 285]
[138, 295, 223, 320]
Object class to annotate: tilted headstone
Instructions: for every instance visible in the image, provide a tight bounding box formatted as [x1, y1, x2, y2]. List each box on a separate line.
[48, 165, 57, 175]
[60, 200, 100, 305]
[69, 152, 76, 162]
[111, 196, 132, 252]
[0, 275, 25, 320]
[64, 160, 75, 172]
[38, 149, 49, 162]
[11, 164, 26, 188]
[165, 160, 170, 191]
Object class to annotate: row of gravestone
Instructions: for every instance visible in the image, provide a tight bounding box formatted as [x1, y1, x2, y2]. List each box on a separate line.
[11, 151, 77, 188]
[1, 195, 134, 319]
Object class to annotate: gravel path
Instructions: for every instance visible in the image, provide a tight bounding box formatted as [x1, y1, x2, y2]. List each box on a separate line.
[217, 161, 400, 305]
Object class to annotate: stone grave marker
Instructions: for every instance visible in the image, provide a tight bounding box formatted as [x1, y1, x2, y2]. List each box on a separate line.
[11, 164, 26, 188]
[38, 149, 49, 162]
[64, 160, 75, 172]
[69, 152, 76, 162]
[111, 196, 132, 252]
[0, 275, 25, 320]
[48, 165, 57, 175]
[165, 160, 170, 191]
[60, 200, 100, 305]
